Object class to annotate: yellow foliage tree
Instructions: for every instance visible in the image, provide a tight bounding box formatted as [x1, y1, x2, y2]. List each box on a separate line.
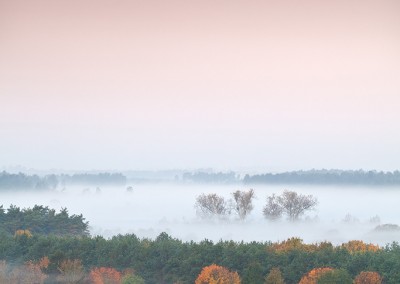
[195, 264, 241, 284]
[341, 241, 380, 253]
[14, 229, 33, 238]
[298, 267, 333, 284]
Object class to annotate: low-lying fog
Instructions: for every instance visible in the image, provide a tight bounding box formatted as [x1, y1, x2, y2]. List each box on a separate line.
[2, 184, 400, 245]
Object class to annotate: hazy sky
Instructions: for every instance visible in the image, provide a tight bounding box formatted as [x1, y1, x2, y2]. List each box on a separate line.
[1, 0, 399, 172]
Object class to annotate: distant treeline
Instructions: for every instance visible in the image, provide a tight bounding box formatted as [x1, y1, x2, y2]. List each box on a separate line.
[243, 169, 400, 186]
[0, 171, 126, 190]
[182, 171, 239, 184]
[0, 205, 89, 237]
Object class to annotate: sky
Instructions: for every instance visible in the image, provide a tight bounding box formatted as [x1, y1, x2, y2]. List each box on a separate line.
[1, 0, 399, 172]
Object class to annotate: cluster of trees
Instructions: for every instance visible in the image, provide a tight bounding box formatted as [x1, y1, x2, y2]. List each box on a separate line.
[195, 189, 255, 220]
[195, 264, 384, 284]
[244, 169, 400, 185]
[1, 231, 399, 283]
[195, 190, 317, 221]
[0, 171, 58, 190]
[0, 205, 89, 236]
[263, 190, 318, 221]
[0, 258, 145, 284]
[0, 171, 127, 191]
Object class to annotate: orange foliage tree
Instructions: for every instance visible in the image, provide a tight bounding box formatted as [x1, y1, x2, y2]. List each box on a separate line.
[354, 271, 383, 284]
[89, 267, 121, 284]
[298, 267, 334, 284]
[341, 241, 380, 253]
[195, 264, 241, 284]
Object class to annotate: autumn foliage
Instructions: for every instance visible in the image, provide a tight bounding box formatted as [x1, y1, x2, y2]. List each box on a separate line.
[0, 257, 49, 284]
[354, 271, 383, 284]
[298, 267, 334, 284]
[195, 264, 241, 284]
[268, 238, 333, 253]
[341, 241, 380, 253]
[90, 267, 122, 284]
[57, 259, 85, 283]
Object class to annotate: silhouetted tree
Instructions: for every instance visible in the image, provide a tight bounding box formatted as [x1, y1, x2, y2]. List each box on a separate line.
[263, 190, 317, 221]
[232, 189, 255, 220]
[195, 193, 230, 219]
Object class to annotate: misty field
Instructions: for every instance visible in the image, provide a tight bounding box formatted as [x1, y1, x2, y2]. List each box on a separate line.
[1, 184, 399, 245]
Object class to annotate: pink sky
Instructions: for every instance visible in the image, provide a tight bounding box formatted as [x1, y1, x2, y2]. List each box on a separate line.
[1, 0, 400, 171]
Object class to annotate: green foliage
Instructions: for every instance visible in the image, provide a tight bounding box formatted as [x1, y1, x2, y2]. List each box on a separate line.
[0, 205, 89, 237]
[242, 262, 264, 283]
[317, 269, 352, 284]
[1, 205, 400, 284]
[264, 267, 285, 284]
[121, 274, 145, 284]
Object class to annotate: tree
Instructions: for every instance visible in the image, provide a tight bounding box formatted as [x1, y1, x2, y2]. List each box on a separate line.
[195, 264, 241, 284]
[263, 190, 317, 221]
[195, 193, 230, 219]
[57, 259, 85, 283]
[299, 267, 333, 284]
[231, 189, 255, 220]
[264, 267, 285, 284]
[263, 194, 283, 220]
[354, 271, 383, 284]
[242, 261, 264, 283]
[341, 241, 380, 253]
[89, 267, 121, 284]
[317, 269, 352, 284]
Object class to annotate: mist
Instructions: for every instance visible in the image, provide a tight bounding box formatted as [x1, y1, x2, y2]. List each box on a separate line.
[2, 183, 399, 245]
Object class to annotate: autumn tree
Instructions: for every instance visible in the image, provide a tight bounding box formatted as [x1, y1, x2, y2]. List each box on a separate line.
[9, 257, 49, 284]
[57, 259, 85, 283]
[354, 271, 383, 284]
[299, 267, 334, 284]
[195, 193, 230, 219]
[341, 241, 380, 253]
[264, 267, 285, 284]
[231, 189, 255, 220]
[195, 264, 241, 284]
[89, 267, 121, 284]
[263, 190, 317, 221]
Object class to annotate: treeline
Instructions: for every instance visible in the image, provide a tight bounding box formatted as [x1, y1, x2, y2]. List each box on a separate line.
[1, 233, 400, 283]
[0, 205, 89, 237]
[182, 171, 239, 184]
[0, 171, 126, 190]
[244, 169, 400, 185]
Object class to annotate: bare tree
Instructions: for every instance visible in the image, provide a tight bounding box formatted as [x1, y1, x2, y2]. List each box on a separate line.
[195, 193, 229, 219]
[232, 189, 255, 220]
[263, 190, 317, 221]
[263, 194, 283, 221]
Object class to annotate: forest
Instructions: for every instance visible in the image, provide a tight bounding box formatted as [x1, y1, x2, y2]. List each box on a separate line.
[0, 205, 399, 283]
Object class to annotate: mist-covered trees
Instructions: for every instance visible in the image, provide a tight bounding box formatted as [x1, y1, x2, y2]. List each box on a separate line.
[195, 193, 230, 219]
[232, 189, 255, 220]
[195, 189, 255, 220]
[0, 171, 127, 191]
[263, 190, 317, 221]
[0, 205, 89, 236]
